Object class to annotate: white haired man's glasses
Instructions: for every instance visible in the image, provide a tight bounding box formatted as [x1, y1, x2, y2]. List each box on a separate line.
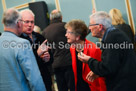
[19, 20, 34, 24]
[89, 24, 99, 26]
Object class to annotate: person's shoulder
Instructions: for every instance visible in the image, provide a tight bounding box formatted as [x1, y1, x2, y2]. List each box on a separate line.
[61, 22, 66, 26]
[107, 29, 130, 42]
[122, 23, 130, 27]
[62, 22, 66, 24]
[16, 37, 32, 50]
[17, 36, 30, 44]
[33, 31, 42, 36]
[55, 21, 66, 26]
[115, 23, 131, 30]
[111, 28, 124, 35]
[33, 31, 45, 38]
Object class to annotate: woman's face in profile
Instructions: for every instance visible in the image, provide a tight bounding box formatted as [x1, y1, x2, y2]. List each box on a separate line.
[65, 27, 77, 44]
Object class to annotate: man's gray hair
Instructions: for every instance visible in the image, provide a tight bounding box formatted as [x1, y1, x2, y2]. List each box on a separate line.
[20, 9, 35, 17]
[2, 8, 21, 28]
[90, 11, 112, 29]
[50, 11, 62, 20]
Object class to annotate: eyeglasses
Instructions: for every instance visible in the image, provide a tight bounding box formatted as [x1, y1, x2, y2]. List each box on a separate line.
[20, 20, 34, 24]
[66, 31, 75, 35]
[89, 24, 99, 26]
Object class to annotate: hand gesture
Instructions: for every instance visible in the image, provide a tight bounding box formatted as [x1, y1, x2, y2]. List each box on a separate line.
[86, 71, 99, 82]
[40, 51, 50, 62]
[78, 53, 91, 63]
[37, 39, 50, 56]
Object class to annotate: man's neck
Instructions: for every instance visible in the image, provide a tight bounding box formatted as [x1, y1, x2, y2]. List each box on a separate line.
[4, 27, 18, 36]
[100, 31, 105, 38]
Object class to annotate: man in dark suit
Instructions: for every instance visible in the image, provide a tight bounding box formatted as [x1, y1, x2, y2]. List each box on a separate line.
[78, 11, 136, 91]
[20, 9, 52, 91]
[42, 10, 75, 91]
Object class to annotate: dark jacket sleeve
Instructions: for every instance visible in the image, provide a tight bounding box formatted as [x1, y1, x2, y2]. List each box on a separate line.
[87, 30, 128, 77]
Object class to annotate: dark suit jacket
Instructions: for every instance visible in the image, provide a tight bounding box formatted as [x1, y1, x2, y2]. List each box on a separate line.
[42, 19, 72, 68]
[88, 29, 136, 91]
[20, 31, 52, 87]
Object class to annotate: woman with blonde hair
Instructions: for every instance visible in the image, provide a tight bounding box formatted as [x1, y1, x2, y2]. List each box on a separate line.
[109, 8, 134, 43]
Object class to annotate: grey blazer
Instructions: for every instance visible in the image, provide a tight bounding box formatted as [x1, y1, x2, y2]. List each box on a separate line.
[0, 32, 46, 91]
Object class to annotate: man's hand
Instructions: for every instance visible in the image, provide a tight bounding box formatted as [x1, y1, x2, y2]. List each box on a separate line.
[78, 53, 91, 63]
[86, 71, 99, 82]
[37, 39, 50, 56]
[40, 52, 50, 62]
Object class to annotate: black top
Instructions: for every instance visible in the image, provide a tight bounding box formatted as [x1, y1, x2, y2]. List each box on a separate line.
[76, 51, 90, 91]
[114, 23, 134, 43]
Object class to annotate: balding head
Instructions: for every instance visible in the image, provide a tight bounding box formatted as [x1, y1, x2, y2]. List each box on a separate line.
[51, 9, 59, 13]
[50, 9, 62, 21]
[2, 8, 21, 28]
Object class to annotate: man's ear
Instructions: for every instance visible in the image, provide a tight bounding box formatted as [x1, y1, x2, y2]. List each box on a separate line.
[99, 24, 103, 31]
[17, 21, 21, 28]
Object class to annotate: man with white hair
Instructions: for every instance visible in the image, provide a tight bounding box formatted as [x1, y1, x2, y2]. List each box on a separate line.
[78, 11, 136, 91]
[0, 8, 46, 91]
[20, 9, 52, 91]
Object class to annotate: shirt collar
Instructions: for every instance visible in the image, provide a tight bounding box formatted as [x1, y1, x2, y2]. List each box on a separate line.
[21, 32, 36, 44]
[102, 25, 115, 42]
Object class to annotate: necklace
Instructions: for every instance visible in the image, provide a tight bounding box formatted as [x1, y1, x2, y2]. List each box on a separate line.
[76, 47, 84, 52]
[76, 41, 85, 52]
